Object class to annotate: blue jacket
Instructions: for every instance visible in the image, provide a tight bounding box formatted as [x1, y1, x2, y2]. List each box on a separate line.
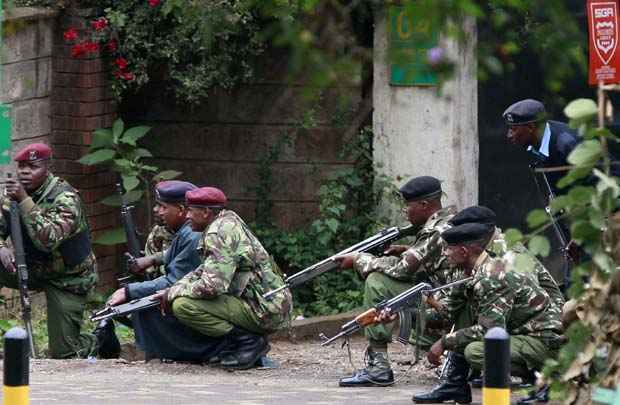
[126, 221, 201, 299]
[537, 120, 579, 196]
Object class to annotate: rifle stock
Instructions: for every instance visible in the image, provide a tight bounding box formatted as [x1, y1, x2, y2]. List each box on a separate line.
[263, 225, 415, 299]
[320, 277, 472, 347]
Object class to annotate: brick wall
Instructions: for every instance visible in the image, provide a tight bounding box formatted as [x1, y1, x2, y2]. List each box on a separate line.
[121, 51, 368, 230]
[51, 8, 119, 290]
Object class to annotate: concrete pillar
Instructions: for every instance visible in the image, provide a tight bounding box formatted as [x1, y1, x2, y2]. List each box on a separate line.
[373, 9, 478, 215]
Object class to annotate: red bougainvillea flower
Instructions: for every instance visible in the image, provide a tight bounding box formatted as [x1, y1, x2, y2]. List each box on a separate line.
[106, 39, 118, 53]
[70, 43, 86, 57]
[121, 72, 135, 81]
[63, 27, 78, 42]
[115, 57, 128, 70]
[91, 17, 108, 31]
[113, 70, 122, 79]
[148, 0, 161, 7]
[84, 41, 100, 54]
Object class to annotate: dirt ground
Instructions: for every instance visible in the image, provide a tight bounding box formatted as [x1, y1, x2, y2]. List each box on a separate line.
[0, 336, 546, 405]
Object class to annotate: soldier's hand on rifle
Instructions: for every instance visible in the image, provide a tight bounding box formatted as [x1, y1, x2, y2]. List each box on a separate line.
[106, 287, 127, 306]
[427, 338, 445, 366]
[125, 253, 154, 275]
[333, 253, 357, 269]
[383, 244, 408, 256]
[376, 307, 398, 324]
[153, 288, 171, 315]
[0, 246, 16, 273]
[5, 177, 28, 202]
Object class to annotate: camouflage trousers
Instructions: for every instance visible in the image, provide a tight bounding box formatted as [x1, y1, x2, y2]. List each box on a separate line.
[0, 268, 97, 359]
[364, 272, 443, 349]
[463, 335, 557, 376]
[172, 294, 265, 337]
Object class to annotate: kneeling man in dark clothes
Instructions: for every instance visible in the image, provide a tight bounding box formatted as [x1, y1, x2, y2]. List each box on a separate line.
[105, 180, 224, 361]
[155, 187, 293, 370]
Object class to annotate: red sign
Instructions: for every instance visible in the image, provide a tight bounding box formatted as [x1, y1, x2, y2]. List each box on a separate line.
[589, 1, 620, 85]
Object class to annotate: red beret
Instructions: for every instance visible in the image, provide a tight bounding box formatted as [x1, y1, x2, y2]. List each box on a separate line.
[186, 187, 227, 207]
[14, 143, 52, 162]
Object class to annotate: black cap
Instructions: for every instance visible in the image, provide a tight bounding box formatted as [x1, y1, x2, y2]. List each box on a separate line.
[155, 180, 197, 203]
[441, 223, 494, 245]
[449, 206, 496, 226]
[399, 176, 442, 202]
[502, 99, 546, 126]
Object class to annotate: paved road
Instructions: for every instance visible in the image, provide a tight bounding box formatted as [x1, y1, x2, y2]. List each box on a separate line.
[3, 338, 533, 404]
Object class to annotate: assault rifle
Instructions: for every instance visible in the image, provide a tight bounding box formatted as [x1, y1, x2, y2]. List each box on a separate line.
[263, 225, 416, 299]
[7, 174, 36, 357]
[319, 277, 473, 347]
[90, 293, 160, 323]
[117, 182, 142, 285]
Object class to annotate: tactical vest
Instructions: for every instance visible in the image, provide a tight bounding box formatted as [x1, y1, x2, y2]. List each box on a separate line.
[3, 180, 92, 267]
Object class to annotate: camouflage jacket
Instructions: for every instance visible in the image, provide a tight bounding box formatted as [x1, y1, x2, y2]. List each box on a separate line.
[442, 251, 563, 351]
[143, 224, 174, 277]
[0, 174, 97, 295]
[353, 206, 457, 285]
[168, 210, 293, 332]
[488, 228, 565, 312]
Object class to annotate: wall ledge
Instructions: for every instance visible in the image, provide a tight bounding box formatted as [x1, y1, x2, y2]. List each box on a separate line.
[4, 6, 58, 22]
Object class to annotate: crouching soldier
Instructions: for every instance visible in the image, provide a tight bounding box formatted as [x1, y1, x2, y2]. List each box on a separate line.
[413, 223, 563, 404]
[157, 187, 293, 370]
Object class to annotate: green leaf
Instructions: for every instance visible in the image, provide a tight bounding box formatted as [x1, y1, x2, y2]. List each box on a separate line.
[134, 148, 153, 158]
[528, 235, 551, 258]
[325, 218, 339, 233]
[567, 140, 602, 166]
[77, 149, 116, 165]
[122, 175, 140, 191]
[593, 168, 620, 198]
[557, 166, 593, 189]
[549, 195, 572, 213]
[563, 98, 598, 120]
[120, 126, 151, 146]
[592, 252, 616, 273]
[112, 119, 124, 142]
[512, 253, 536, 273]
[94, 227, 127, 245]
[90, 129, 113, 150]
[153, 170, 182, 181]
[504, 228, 523, 248]
[100, 194, 121, 206]
[113, 159, 132, 169]
[526, 209, 548, 229]
[567, 186, 594, 206]
[571, 220, 600, 243]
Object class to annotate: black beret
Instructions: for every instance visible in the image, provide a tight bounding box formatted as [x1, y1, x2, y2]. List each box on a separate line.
[441, 223, 494, 245]
[155, 180, 197, 203]
[399, 176, 442, 202]
[502, 99, 546, 126]
[449, 206, 496, 226]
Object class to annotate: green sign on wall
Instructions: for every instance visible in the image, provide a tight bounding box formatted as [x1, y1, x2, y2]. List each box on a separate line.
[388, 5, 438, 86]
[0, 104, 11, 165]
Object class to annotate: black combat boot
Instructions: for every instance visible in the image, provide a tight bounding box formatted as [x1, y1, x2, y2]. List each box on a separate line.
[93, 319, 121, 359]
[219, 327, 270, 370]
[338, 348, 394, 387]
[517, 384, 549, 404]
[412, 352, 472, 404]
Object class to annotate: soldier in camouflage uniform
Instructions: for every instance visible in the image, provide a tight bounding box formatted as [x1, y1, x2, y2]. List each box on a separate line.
[142, 202, 174, 278]
[157, 186, 293, 370]
[0, 143, 114, 359]
[335, 176, 457, 387]
[413, 223, 563, 404]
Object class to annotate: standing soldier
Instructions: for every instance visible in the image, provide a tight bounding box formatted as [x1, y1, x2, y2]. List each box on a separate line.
[413, 223, 563, 404]
[334, 176, 457, 387]
[0, 143, 115, 358]
[158, 186, 293, 370]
